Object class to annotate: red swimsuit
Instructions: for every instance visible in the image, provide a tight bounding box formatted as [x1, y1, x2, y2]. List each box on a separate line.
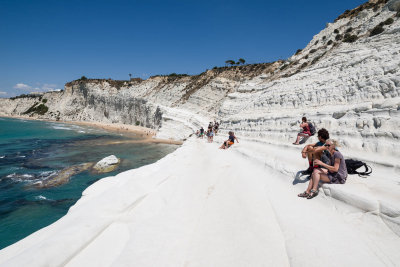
[302, 124, 311, 136]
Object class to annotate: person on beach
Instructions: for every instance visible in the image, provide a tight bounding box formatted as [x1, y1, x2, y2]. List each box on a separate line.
[298, 139, 347, 199]
[219, 131, 239, 149]
[293, 117, 311, 145]
[301, 128, 330, 175]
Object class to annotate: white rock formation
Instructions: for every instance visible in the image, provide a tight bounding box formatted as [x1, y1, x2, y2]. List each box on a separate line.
[92, 155, 120, 173]
[0, 1, 399, 266]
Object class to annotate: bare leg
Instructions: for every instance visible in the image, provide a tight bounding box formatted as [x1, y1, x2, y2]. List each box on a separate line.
[314, 150, 323, 161]
[311, 168, 330, 191]
[294, 133, 308, 145]
[306, 176, 314, 193]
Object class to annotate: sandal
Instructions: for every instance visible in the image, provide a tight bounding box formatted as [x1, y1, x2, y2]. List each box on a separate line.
[298, 191, 309, 198]
[307, 189, 318, 199]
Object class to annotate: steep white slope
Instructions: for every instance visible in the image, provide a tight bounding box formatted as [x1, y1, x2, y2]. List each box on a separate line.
[0, 138, 399, 267]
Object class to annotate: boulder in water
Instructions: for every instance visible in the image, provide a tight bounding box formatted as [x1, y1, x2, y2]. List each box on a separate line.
[92, 155, 120, 173]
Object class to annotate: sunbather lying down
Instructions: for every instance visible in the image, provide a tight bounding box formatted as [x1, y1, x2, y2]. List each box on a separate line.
[220, 131, 239, 149]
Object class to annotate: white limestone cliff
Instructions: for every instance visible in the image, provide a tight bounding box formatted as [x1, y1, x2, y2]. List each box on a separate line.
[0, 1, 400, 266]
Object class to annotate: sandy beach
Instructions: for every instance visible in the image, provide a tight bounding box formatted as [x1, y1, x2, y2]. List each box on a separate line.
[0, 115, 183, 145]
[62, 120, 183, 145]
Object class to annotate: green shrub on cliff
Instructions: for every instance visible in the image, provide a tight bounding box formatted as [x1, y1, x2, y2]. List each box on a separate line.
[343, 34, 358, 43]
[23, 103, 49, 115]
[384, 18, 394, 25]
[370, 25, 384, 36]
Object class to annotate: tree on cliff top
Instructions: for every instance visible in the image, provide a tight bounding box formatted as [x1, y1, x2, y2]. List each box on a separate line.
[225, 60, 235, 66]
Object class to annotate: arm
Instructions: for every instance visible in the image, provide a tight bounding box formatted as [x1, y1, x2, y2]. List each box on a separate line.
[314, 157, 340, 173]
[302, 143, 316, 153]
[313, 146, 327, 153]
[235, 136, 239, 143]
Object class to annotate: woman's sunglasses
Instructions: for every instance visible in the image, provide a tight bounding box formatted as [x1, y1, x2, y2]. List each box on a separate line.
[324, 144, 331, 147]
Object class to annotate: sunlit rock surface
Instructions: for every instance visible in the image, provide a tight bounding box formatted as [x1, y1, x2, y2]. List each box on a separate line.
[0, 1, 399, 266]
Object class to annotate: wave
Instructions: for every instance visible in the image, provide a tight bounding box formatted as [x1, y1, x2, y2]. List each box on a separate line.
[4, 171, 58, 184]
[50, 125, 75, 131]
[34, 195, 52, 201]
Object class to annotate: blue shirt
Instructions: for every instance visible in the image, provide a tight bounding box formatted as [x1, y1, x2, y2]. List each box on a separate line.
[315, 141, 325, 147]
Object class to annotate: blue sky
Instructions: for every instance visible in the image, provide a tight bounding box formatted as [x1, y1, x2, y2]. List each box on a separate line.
[0, 0, 366, 97]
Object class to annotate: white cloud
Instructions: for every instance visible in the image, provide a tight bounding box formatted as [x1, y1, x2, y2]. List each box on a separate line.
[0, 91, 7, 95]
[41, 83, 58, 91]
[13, 83, 32, 90]
[12, 82, 60, 94]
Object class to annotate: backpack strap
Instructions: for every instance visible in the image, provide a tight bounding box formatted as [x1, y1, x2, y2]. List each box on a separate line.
[353, 164, 372, 177]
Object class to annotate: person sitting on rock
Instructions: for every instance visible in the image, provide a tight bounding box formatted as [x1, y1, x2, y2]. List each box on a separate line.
[301, 128, 330, 175]
[219, 131, 239, 149]
[298, 139, 348, 199]
[293, 117, 311, 145]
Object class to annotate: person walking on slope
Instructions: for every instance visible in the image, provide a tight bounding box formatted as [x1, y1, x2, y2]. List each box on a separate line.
[207, 128, 214, 143]
[298, 139, 348, 199]
[199, 127, 205, 139]
[219, 131, 239, 149]
[293, 117, 311, 145]
[301, 128, 330, 175]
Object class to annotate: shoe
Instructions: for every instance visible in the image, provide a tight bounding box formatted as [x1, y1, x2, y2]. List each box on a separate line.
[298, 191, 309, 198]
[302, 167, 313, 175]
[307, 189, 318, 199]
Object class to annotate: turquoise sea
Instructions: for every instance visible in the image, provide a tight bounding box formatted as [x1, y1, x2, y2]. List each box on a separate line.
[0, 117, 178, 250]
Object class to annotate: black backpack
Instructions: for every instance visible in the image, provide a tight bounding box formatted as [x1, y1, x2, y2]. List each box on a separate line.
[345, 159, 372, 177]
[308, 122, 316, 136]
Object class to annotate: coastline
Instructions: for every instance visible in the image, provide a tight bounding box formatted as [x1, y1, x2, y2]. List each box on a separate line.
[1, 137, 399, 266]
[0, 115, 183, 145]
